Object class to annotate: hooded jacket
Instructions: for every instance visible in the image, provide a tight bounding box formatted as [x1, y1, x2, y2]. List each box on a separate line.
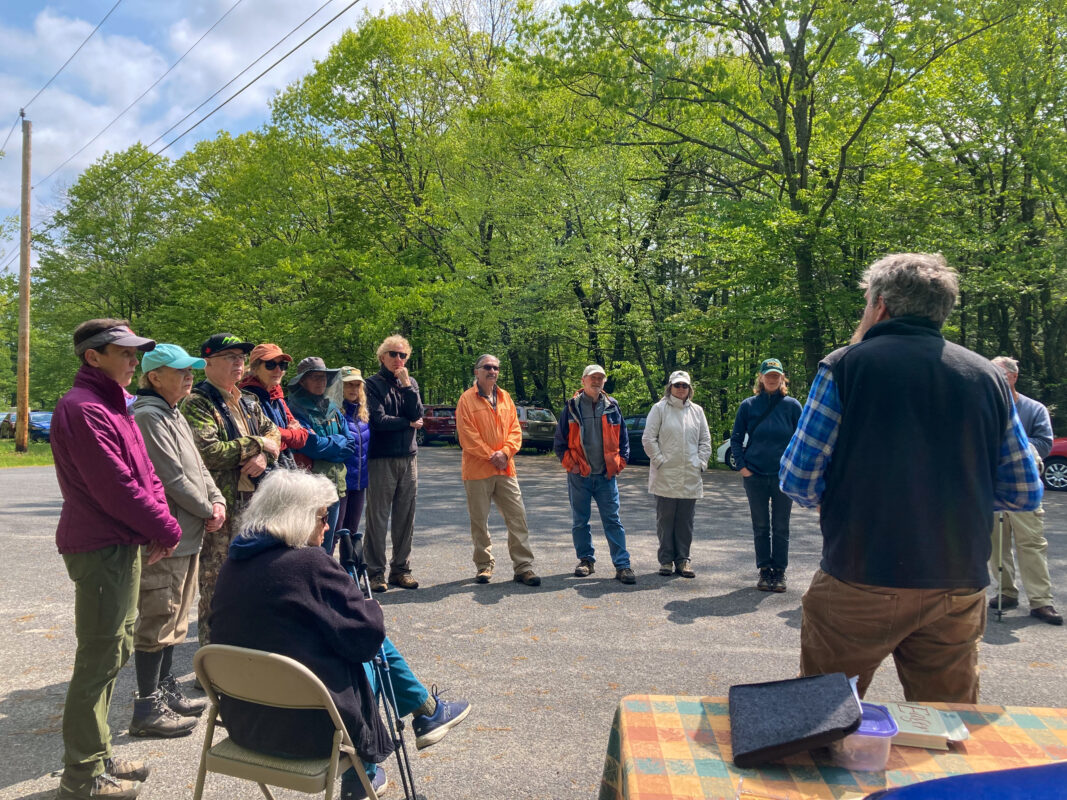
[342, 401, 370, 491]
[211, 531, 393, 763]
[132, 391, 226, 557]
[288, 380, 355, 495]
[552, 389, 629, 478]
[51, 365, 182, 554]
[642, 393, 713, 499]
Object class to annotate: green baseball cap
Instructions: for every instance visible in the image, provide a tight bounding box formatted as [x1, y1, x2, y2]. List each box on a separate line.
[141, 343, 206, 373]
[760, 358, 785, 375]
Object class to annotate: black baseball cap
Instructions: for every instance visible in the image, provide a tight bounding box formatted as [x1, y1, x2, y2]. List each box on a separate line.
[200, 333, 254, 358]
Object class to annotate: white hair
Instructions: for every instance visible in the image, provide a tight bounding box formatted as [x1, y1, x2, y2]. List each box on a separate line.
[236, 469, 338, 548]
[991, 356, 1019, 374]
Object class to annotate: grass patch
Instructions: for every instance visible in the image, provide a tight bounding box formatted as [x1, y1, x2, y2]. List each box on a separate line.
[0, 439, 54, 468]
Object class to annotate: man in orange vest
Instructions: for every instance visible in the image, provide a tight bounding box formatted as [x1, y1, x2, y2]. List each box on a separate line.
[553, 364, 635, 584]
[455, 353, 540, 586]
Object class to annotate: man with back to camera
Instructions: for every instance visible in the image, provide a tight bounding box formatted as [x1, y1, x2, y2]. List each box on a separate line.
[52, 319, 183, 800]
[553, 364, 635, 584]
[455, 353, 540, 587]
[988, 356, 1061, 625]
[364, 334, 424, 593]
[780, 253, 1042, 702]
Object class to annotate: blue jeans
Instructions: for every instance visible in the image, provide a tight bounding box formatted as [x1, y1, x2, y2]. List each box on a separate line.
[743, 473, 792, 570]
[567, 472, 630, 569]
[321, 500, 341, 554]
[344, 635, 430, 785]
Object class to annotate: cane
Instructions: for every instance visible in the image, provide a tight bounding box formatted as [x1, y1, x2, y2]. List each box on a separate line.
[337, 529, 419, 800]
[994, 512, 1004, 622]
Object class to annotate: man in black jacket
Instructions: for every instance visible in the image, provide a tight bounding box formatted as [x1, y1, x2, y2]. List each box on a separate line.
[364, 335, 424, 592]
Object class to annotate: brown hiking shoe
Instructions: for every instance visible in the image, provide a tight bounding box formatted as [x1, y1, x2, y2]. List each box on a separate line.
[388, 572, 419, 589]
[104, 757, 149, 782]
[57, 774, 142, 799]
[513, 570, 541, 586]
[573, 559, 595, 577]
[368, 572, 388, 593]
[474, 564, 493, 584]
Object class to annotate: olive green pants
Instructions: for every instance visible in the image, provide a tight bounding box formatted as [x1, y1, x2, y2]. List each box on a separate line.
[61, 545, 141, 786]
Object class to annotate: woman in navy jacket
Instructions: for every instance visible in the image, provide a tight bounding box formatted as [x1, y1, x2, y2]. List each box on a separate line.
[339, 366, 371, 539]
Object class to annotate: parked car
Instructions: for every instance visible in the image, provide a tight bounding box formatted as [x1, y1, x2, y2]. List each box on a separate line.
[717, 436, 744, 471]
[516, 404, 557, 452]
[623, 415, 649, 464]
[417, 405, 456, 446]
[0, 411, 52, 443]
[1043, 437, 1067, 491]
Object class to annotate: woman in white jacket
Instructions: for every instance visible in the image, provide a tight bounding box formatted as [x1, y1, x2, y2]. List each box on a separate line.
[641, 371, 713, 578]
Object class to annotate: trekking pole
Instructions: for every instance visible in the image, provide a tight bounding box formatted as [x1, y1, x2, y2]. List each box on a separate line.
[337, 530, 419, 800]
[994, 512, 1004, 622]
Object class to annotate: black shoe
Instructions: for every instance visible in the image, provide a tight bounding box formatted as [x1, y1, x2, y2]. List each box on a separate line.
[615, 567, 636, 585]
[756, 568, 773, 591]
[989, 594, 1019, 610]
[771, 569, 787, 593]
[159, 675, 208, 717]
[1030, 606, 1063, 625]
[129, 691, 197, 738]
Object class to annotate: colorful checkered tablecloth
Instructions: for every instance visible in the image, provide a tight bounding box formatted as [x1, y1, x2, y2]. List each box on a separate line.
[599, 695, 1067, 800]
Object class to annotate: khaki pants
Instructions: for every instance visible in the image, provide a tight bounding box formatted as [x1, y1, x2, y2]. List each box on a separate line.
[134, 553, 198, 652]
[61, 545, 140, 786]
[989, 508, 1053, 609]
[464, 474, 535, 574]
[800, 569, 985, 703]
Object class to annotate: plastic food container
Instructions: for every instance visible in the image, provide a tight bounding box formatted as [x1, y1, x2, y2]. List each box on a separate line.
[829, 702, 899, 771]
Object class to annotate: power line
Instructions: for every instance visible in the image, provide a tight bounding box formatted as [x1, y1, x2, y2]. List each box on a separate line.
[16, 0, 361, 248]
[35, 0, 250, 191]
[23, 0, 125, 113]
[0, 114, 21, 154]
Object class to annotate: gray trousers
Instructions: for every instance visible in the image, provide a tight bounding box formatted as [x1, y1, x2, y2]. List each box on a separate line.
[655, 495, 696, 566]
[365, 454, 417, 576]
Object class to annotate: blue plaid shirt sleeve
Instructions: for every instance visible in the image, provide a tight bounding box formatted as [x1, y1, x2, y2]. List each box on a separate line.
[995, 405, 1044, 511]
[779, 365, 840, 508]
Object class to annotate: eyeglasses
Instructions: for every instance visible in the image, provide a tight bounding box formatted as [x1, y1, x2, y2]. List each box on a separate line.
[387, 351, 409, 359]
[480, 364, 500, 372]
[210, 353, 246, 364]
[672, 383, 690, 389]
[318, 512, 330, 527]
[262, 359, 288, 371]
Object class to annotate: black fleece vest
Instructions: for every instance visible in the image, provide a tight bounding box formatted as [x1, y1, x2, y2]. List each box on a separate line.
[820, 316, 1011, 589]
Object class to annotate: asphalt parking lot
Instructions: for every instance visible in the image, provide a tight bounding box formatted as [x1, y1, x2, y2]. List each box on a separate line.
[1, 447, 1065, 799]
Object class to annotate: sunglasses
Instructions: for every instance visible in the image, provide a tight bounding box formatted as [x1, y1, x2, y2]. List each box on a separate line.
[262, 359, 288, 371]
[480, 364, 500, 372]
[672, 383, 690, 389]
[387, 351, 409, 359]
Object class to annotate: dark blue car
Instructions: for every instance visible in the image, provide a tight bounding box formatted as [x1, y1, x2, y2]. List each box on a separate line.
[623, 415, 649, 464]
[0, 411, 52, 442]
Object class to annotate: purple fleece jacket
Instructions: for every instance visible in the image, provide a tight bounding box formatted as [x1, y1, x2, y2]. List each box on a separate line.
[52, 365, 181, 554]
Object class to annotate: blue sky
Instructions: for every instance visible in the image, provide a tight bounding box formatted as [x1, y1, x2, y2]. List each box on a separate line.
[0, 0, 391, 271]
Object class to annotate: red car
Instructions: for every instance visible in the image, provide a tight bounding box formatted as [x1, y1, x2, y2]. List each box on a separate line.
[1043, 437, 1067, 491]
[417, 405, 457, 446]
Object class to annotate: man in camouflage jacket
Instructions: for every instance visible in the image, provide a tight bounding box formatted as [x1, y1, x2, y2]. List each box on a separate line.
[181, 334, 281, 644]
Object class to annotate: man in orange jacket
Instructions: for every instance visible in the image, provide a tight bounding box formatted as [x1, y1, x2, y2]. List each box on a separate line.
[455, 353, 540, 586]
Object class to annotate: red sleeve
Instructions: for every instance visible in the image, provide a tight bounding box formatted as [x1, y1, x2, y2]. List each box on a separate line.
[278, 399, 310, 450]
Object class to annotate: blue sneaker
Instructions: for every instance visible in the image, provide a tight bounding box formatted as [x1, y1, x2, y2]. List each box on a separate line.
[412, 686, 471, 750]
[340, 766, 387, 799]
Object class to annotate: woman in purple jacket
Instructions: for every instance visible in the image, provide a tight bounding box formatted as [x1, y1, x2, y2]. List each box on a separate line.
[339, 366, 371, 538]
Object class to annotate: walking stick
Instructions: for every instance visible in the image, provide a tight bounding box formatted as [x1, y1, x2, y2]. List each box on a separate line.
[994, 512, 1004, 622]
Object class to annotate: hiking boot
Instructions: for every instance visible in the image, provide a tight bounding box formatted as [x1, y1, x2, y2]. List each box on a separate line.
[771, 568, 787, 593]
[676, 560, 695, 579]
[573, 559, 595, 577]
[129, 691, 197, 738]
[340, 767, 387, 800]
[388, 571, 419, 590]
[513, 570, 541, 586]
[57, 773, 142, 799]
[756, 568, 773, 591]
[104, 757, 149, 783]
[615, 567, 637, 585]
[989, 594, 1018, 610]
[368, 572, 388, 593]
[658, 563, 673, 576]
[1031, 606, 1063, 626]
[159, 675, 208, 717]
[475, 564, 494, 584]
[412, 686, 471, 750]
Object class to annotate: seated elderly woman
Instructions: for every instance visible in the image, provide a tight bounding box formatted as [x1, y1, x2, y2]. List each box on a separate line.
[211, 469, 470, 799]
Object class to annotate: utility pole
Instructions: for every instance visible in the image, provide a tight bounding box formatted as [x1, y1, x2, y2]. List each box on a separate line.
[15, 112, 30, 453]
